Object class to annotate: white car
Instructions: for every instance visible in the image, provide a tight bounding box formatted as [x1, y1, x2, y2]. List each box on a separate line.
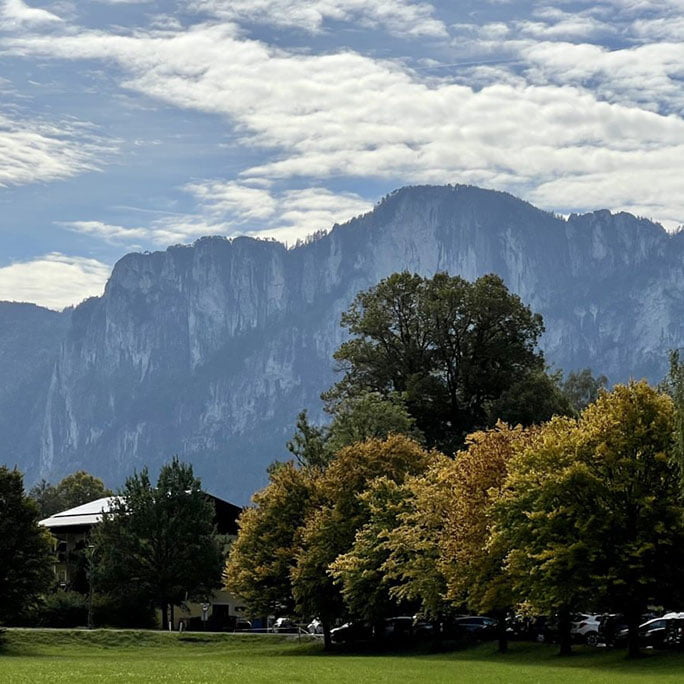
[307, 618, 324, 634]
[571, 613, 601, 646]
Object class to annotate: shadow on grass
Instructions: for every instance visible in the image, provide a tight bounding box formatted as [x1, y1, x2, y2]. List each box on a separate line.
[280, 637, 684, 675]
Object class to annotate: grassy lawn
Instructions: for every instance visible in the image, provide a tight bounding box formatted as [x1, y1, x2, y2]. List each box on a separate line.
[2, 629, 684, 683]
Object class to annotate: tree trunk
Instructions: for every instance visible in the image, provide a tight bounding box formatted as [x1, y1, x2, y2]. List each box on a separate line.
[625, 604, 642, 659]
[558, 607, 573, 657]
[373, 619, 385, 646]
[323, 622, 332, 651]
[160, 601, 168, 631]
[495, 610, 508, 654]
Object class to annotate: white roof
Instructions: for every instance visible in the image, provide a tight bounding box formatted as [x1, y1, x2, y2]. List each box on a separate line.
[39, 496, 121, 529]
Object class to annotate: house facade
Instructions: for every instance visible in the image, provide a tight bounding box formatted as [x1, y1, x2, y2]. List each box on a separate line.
[39, 493, 247, 630]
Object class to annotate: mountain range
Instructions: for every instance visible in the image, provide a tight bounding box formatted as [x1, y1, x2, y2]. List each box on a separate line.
[3, 185, 683, 504]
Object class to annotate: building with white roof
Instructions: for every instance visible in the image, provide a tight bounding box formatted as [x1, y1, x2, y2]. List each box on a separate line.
[39, 494, 245, 630]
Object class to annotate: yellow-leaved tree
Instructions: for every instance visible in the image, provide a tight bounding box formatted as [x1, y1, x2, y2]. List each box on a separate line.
[493, 382, 684, 658]
[292, 434, 433, 647]
[441, 422, 535, 652]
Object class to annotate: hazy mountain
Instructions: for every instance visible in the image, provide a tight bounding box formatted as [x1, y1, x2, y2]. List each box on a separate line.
[0, 302, 70, 473]
[3, 185, 683, 503]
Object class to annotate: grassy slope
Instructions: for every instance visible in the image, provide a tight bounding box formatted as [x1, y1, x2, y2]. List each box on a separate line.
[2, 629, 684, 683]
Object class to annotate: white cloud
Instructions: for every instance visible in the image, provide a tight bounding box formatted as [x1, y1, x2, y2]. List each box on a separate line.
[0, 0, 62, 29]
[59, 216, 211, 247]
[3, 20, 684, 227]
[247, 187, 372, 243]
[59, 220, 150, 244]
[0, 113, 109, 186]
[632, 16, 684, 40]
[520, 40, 684, 113]
[0, 253, 111, 310]
[190, 0, 447, 38]
[63, 183, 372, 247]
[184, 180, 278, 221]
[515, 15, 613, 41]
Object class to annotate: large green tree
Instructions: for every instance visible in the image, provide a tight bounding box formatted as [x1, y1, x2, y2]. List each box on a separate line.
[0, 467, 53, 625]
[326, 271, 554, 454]
[94, 458, 223, 630]
[287, 393, 421, 470]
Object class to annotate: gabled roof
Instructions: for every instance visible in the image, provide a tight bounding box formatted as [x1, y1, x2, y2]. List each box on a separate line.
[38, 492, 242, 534]
[39, 496, 120, 530]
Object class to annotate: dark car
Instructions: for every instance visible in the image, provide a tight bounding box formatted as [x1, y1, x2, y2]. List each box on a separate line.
[382, 616, 414, 640]
[234, 619, 252, 632]
[615, 617, 678, 649]
[505, 615, 537, 641]
[451, 616, 498, 640]
[330, 620, 372, 644]
[615, 617, 684, 648]
[532, 615, 560, 643]
[598, 614, 626, 647]
[665, 618, 684, 649]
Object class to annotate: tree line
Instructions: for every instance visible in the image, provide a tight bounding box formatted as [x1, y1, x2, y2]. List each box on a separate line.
[225, 272, 684, 658]
[2, 270, 681, 659]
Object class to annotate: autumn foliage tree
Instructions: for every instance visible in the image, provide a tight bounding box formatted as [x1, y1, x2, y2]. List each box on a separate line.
[224, 461, 314, 617]
[493, 382, 684, 657]
[381, 457, 454, 622]
[292, 435, 433, 647]
[441, 423, 535, 652]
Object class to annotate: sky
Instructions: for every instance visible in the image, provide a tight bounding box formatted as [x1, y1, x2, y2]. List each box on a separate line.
[0, 0, 682, 310]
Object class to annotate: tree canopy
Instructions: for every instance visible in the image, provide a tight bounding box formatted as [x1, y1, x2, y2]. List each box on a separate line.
[29, 470, 112, 519]
[94, 458, 223, 629]
[325, 271, 557, 454]
[0, 466, 53, 625]
[493, 382, 684, 657]
[224, 461, 314, 617]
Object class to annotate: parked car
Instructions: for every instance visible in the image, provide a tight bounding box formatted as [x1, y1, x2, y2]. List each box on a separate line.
[597, 614, 626, 647]
[505, 615, 538, 641]
[571, 613, 601, 646]
[615, 617, 671, 649]
[381, 616, 414, 640]
[307, 617, 323, 634]
[330, 620, 372, 644]
[412, 616, 437, 638]
[234, 618, 252, 632]
[451, 616, 498, 640]
[532, 615, 559, 643]
[665, 617, 684, 649]
[273, 617, 298, 633]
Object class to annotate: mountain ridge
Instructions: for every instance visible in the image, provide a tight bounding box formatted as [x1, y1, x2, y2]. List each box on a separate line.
[2, 184, 683, 503]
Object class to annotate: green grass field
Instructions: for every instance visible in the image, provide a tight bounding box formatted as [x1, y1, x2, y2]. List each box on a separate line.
[2, 629, 683, 683]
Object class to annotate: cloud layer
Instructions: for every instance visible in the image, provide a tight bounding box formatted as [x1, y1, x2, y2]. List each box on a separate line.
[0, 0, 683, 307]
[0, 253, 110, 310]
[0, 113, 107, 186]
[5, 22, 683, 225]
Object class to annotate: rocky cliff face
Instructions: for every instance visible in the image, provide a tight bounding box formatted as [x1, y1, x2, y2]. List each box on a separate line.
[0, 302, 70, 476]
[3, 185, 684, 502]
